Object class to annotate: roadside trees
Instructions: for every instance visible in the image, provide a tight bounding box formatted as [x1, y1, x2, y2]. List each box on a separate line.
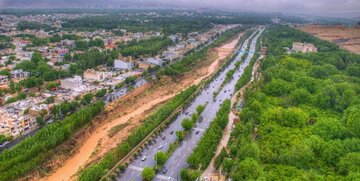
[141, 167, 155, 181]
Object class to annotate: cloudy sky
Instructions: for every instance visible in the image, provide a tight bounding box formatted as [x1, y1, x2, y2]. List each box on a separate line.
[1, 0, 359, 17]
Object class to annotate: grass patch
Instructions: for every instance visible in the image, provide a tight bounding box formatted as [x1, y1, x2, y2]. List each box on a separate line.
[108, 123, 130, 137]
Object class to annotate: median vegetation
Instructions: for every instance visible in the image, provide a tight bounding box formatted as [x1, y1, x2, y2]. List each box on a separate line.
[234, 41, 260, 91]
[186, 99, 231, 170]
[0, 101, 105, 181]
[78, 86, 198, 181]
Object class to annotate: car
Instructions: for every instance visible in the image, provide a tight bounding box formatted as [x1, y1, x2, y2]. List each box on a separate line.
[141, 156, 147, 161]
[196, 130, 200, 134]
[170, 131, 174, 135]
[158, 145, 163, 149]
[162, 167, 168, 174]
[162, 136, 166, 140]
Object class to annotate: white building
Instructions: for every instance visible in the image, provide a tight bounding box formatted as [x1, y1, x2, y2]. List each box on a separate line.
[146, 58, 163, 66]
[11, 69, 30, 79]
[114, 59, 134, 70]
[60, 76, 83, 90]
[83, 69, 112, 81]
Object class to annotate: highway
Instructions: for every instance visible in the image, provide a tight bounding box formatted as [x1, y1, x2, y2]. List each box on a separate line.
[118, 27, 264, 181]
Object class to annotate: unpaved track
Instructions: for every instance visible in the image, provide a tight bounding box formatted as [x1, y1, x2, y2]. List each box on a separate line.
[44, 35, 241, 181]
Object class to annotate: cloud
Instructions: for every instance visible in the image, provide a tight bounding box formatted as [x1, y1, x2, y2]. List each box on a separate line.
[1, 0, 360, 17]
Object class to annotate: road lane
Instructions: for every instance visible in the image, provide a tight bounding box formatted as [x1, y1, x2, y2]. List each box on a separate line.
[118, 27, 264, 181]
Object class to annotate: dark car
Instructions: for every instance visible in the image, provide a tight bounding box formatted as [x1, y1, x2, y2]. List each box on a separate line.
[162, 167, 168, 174]
[196, 130, 200, 134]
[170, 131, 174, 135]
[162, 136, 166, 140]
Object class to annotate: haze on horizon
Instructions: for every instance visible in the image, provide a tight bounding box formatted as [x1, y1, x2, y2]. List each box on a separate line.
[0, 0, 359, 18]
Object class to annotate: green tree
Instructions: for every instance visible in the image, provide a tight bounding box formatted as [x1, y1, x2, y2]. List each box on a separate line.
[125, 76, 137, 85]
[31, 52, 43, 64]
[176, 131, 185, 141]
[221, 158, 234, 175]
[64, 53, 72, 62]
[36, 117, 46, 127]
[180, 169, 201, 181]
[46, 82, 59, 91]
[9, 55, 16, 61]
[155, 151, 168, 166]
[214, 147, 227, 169]
[96, 89, 107, 98]
[313, 118, 349, 140]
[141, 167, 155, 181]
[342, 105, 360, 137]
[196, 105, 205, 114]
[338, 152, 360, 175]
[81, 93, 94, 105]
[237, 142, 260, 161]
[181, 118, 194, 131]
[232, 158, 263, 181]
[50, 34, 61, 43]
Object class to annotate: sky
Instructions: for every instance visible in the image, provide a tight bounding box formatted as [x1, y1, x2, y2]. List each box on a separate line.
[1, 0, 359, 18]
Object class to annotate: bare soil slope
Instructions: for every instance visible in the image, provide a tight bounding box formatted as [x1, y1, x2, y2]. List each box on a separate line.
[26, 35, 242, 181]
[297, 25, 360, 54]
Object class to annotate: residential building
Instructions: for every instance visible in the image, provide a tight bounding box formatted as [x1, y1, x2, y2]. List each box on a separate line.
[0, 75, 8, 84]
[0, 109, 37, 137]
[260, 47, 268, 55]
[138, 62, 152, 70]
[146, 57, 163, 66]
[114, 59, 134, 70]
[292, 42, 318, 53]
[83, 69, 112, 81]
[10, 69, 30, 79]
[60, 76, 83, 90]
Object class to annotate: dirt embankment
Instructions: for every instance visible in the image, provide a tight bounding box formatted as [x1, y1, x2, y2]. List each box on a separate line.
[23, 34, 242, 181]
[297, 25, 360, 54]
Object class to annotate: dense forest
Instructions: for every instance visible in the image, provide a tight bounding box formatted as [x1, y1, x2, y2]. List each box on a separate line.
[17, 21, 51, 31]
[223, 26, 360, 180]
[119, 37, 172, 58]
[62, 15, 214, 35]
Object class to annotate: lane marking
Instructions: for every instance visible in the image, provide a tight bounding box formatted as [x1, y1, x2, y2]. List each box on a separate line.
[128, 165, 143, 172]
[193, 128, 205, 132]
[155, 174, 175, 181]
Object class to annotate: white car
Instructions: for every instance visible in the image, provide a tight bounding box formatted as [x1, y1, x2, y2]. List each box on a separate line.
[158, 145, 163, 149]
[141, 156, 147, 161]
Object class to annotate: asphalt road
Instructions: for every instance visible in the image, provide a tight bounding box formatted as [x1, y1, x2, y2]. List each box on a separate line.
[118, 27, 264, 181]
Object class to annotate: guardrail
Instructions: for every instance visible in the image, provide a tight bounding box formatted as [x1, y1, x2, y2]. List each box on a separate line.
[101, 30, 251, 180]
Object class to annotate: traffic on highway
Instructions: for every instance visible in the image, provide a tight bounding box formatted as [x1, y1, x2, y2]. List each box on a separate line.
[118, 27, 264, 181]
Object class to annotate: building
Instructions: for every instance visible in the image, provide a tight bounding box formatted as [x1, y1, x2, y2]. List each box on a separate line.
[162, 51, 181, 61]
[83, 69, 112, 81]
[260, 47, 268, 55]
[0, 75, 8, 84]
[114, 59, 134, 70]
[138, 62, 152, 70]
[60, 76, 83, 90]
[0, 109, 37, 137]
[292, 42, 318, 53]
[10, 69, 30, 79]
[146, 57, 163, 66]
